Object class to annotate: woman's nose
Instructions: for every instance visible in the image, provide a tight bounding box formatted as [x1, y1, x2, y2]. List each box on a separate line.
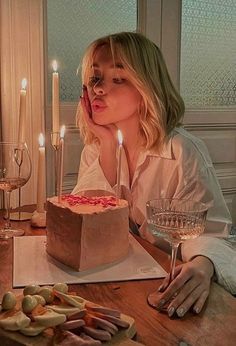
[93, 79, 106, 95]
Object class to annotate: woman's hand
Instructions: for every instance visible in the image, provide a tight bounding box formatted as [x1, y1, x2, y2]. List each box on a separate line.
[156, 256, 214, 318]
[79, 86, 117, 187]
[79, 86, 116, 145]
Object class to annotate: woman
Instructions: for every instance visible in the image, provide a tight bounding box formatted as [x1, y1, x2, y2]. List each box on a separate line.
[73, 32, 235, 317]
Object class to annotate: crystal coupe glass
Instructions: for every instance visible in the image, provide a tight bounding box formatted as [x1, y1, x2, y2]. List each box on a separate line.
[146, 198, 208, 309]
[0, 142, 31, 238]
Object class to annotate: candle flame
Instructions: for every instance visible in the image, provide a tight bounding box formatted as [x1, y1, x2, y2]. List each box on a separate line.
[21, 78, 27, 90]
[52, 60, 58, 72]
[38, 133, 45, 147]
[117, 129, 123, 145]
[60, 125, 66, 138]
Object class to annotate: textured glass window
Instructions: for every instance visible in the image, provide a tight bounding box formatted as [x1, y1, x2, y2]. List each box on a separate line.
[180, 0, 236, 108]
[47, 0, 137, 102]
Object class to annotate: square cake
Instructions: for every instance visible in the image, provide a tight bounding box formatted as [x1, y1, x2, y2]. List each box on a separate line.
[46, 195, 129, 271]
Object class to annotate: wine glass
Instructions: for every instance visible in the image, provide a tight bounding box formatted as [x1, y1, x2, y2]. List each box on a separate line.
[0, 142, 32, 238]
[146, 198, 208, 310]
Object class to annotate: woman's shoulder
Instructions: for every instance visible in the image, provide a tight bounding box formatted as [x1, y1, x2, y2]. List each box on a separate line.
[171, 127, 204, 146]
[170, 127, 213, 167]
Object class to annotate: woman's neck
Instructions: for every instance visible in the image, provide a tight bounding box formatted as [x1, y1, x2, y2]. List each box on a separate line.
[115, 115, 142, 152]
[116, 117, 143, 184]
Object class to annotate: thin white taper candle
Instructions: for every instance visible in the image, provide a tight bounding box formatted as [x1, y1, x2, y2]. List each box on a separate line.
[52, 60, 60, 147]
[58, 125, 66, 202]
[116, 129, 123, 199]
[18, 78, 27, 144]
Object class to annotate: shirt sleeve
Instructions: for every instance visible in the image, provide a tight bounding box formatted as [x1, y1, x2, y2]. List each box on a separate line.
[72, 144, 115, 195]
[181, 236, 236, 295]
[172, 134, 234, 293]
[172, 133, 232, 237]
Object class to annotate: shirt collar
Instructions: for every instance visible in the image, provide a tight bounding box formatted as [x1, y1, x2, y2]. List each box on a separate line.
[146, 135, 173, 160]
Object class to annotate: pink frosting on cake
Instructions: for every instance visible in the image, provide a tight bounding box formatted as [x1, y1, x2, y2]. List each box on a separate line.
[62, 194, 118, 207]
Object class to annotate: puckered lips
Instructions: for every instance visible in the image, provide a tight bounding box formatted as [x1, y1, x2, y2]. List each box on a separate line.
[91, 98, 107, 113]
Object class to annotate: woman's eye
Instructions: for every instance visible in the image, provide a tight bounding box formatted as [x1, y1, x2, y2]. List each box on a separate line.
[88, 76, 101, 86]
[113, 78, 125, 84]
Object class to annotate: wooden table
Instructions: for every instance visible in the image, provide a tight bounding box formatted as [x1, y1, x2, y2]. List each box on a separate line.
[0, 208, 236, 346]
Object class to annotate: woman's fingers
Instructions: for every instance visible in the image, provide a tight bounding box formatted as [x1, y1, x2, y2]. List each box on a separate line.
[159, 264, 183, 292]
[167, 283, 207, 317]
[82, 85, 92, 115]
[158, 266, 194, 306]
[79, 94, 116, 145]
[157, 258, 213, 318]
[168, 278, 200, 312]
[192, 289, 209, 314]
[80, 97, 92, 125]
[79, 85, 119, 146]
[172, 287, 209, 317]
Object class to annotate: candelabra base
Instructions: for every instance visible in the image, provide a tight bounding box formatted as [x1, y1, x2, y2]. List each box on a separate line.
[10, 211, 33, 221]
[31, 210, 46, 228]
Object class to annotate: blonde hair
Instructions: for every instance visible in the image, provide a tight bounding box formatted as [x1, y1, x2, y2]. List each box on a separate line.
[77, 32, 185, 151]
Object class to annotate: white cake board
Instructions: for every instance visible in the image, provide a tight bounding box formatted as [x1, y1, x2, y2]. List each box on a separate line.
[13, 235, 167, 287]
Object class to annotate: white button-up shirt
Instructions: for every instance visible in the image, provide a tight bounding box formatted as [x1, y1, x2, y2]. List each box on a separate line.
[73, 127, 236, 294]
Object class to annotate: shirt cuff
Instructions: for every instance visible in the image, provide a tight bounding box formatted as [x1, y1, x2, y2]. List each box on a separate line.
[181, 236, 236, 295]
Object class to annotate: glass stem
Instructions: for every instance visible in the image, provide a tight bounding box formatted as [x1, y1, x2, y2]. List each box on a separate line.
[169, 242, 180, 284]
[5, 191, 11, 229]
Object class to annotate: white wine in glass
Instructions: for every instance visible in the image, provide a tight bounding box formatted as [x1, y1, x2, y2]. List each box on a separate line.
[0, 142, 31, 238]
[146, 198, 208, 310]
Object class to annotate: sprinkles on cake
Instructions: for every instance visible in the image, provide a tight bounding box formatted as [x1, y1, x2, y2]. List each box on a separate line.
[62, 195, 117, 208]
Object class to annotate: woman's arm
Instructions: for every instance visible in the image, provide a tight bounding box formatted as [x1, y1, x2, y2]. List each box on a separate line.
[81, 88, 117, 187]
[72, 90, 118, 195]
[152, 131, 233, 317]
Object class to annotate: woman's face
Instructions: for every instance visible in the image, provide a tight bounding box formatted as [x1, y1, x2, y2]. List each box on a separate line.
[86, 45, 142, 126]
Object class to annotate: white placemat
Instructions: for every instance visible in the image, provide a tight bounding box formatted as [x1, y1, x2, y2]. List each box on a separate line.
[13, 235, 166, 287]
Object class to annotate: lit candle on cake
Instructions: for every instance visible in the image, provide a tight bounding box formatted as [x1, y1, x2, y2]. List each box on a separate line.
[52, 60, 60, 143]
[18, 78, 27, 144]
[116, 129, 123, 199]
[37, 134, 46, 212]
[58, 125, 66, 202]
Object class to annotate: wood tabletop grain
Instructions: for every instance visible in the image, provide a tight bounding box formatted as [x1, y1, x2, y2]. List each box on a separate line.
[0, 206, 236, 346]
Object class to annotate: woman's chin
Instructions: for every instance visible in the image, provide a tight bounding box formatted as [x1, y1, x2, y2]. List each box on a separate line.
[93, 116, 111, 126]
